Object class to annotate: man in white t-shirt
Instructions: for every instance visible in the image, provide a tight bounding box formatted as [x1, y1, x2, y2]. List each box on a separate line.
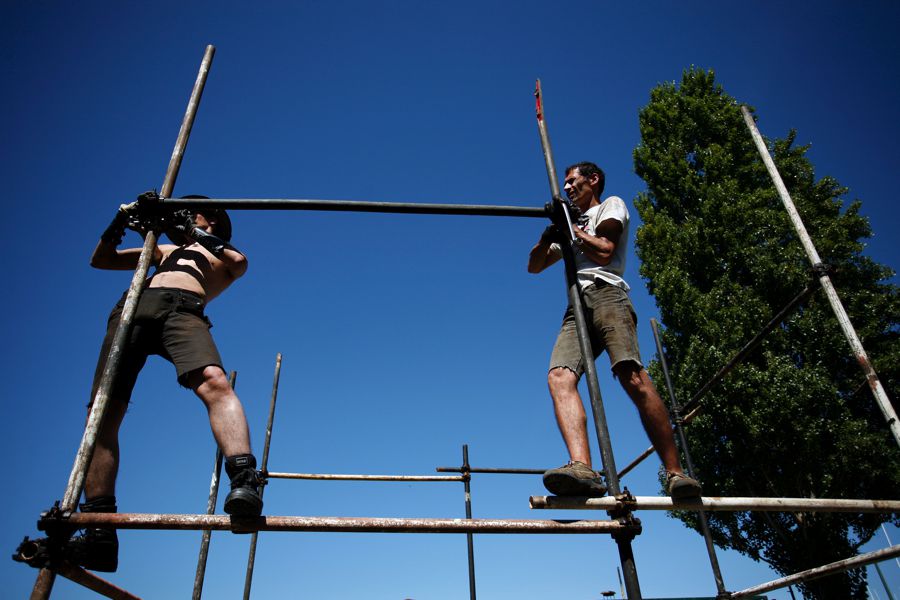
[528, 161, 701, 499]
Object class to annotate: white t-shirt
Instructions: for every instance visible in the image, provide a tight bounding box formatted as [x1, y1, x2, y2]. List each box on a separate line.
[550, 196, 630, 291]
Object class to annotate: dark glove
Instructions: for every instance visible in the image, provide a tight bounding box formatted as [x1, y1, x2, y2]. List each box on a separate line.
[540, 224, 561, 245]
[100, 202, 139, 245]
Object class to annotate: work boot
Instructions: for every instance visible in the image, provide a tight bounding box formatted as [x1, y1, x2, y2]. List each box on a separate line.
[542, 461, 607, 497]
[224, 454, 263, 517]
[665, 471, 702, 499]
[65, 495, 119, 572]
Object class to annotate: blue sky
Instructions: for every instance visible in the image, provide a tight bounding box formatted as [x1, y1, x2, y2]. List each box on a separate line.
[3, 2, 898, 598]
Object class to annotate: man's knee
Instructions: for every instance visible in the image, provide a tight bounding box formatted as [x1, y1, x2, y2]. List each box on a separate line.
[186, 365, 231, 394]
[613, 361, 647, 392]
[548, 366, 578, 395]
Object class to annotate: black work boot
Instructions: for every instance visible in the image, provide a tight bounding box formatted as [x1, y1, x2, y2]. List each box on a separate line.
[224, 454, 263, 517]
[65, 495, 119, 572]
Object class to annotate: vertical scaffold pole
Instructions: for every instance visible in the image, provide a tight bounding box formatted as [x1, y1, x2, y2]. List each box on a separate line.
[740, 106, 900, 449]
[31, 45, 216, 600]
[650, 319, 727, 597]
[243, 353, 283, 600]
[192, 371, 236, 600]
[534, 79, 642, 600]
[462, 445, 477, 600]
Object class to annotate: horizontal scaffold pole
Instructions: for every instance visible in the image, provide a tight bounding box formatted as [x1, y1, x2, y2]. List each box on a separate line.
[436, 466, 546, 475]
[266, 471, 465, 482]
[729, 544, 900, 599]
[529, 495, 900, 514]
[53, 513, 637, 535]
[157, 197, 548, 218]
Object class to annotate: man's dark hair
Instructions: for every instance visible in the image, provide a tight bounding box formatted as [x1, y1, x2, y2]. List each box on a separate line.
[565, 161, 605, 197]
[180, 195, 232, 242]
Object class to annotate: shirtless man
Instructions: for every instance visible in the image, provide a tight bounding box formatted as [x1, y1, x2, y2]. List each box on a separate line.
[68, 200, 262, 572]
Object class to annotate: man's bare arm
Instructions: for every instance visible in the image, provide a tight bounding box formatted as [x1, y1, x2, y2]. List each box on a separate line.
[573, 218, 622, 266]
[528, 226, 562, 273]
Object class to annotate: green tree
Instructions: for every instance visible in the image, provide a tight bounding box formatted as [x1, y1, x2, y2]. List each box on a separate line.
[632, 68, 900, 599]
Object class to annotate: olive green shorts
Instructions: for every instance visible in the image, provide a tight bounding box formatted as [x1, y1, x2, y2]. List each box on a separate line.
[549, 282, 643, 378]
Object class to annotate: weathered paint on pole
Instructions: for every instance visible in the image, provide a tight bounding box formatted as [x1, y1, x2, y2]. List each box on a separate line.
[740, 105, 900, 448]
[53, 512, 637, 534]
[56, 562, 142, 600]
[243, 354, 282, 600]
[729, 544, 900, 599]
[192, 371, 235, 600]
[530, 495, 900, 513]
[32, 45, 216, 600]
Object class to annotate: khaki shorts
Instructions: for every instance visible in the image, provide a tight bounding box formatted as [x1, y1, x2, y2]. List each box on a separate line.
[549, 282, 643, 378]
[90, 288, 224, 404]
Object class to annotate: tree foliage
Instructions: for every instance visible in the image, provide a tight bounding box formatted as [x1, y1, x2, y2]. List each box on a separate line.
[633, 68, 900, 599]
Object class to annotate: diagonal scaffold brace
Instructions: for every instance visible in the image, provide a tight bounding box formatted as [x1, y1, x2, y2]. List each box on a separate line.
[534, 79, 644, 600]
[26, 44, 217, 600]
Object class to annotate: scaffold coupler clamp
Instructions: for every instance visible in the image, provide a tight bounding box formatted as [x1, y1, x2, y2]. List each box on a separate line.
[715, 590, 734, 600]
[12, 502, 75, 569]
[811, 262, 835, 281]
[608, 487, 639, 521]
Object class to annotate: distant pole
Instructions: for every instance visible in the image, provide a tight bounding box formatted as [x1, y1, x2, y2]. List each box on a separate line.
[31, 44, 216, 600]
[740, 105, 900, 448]
[462, 445, 476, 600]
[650, 319, 727, 597]
[244, 353, 283, 600]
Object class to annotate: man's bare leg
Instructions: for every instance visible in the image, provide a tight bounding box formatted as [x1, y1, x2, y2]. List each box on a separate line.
[615, 362, 701, 497]
[83, 399, 129, 499]
[547, 366, 592, 465]
[188, 365, 251, 456]
[188, 365, 262, 516]
[543, 367, 607, 496]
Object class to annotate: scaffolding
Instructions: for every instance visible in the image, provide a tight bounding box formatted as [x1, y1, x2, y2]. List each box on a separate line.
[15, 45, 900, 600]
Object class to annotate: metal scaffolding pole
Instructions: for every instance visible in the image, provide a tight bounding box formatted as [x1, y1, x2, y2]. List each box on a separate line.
[534, 79, 642, 600]
[243, 354, 282, 600]
[154, 197, 547, 217]
[55, 563, 141, 600]
[30, 44, 216, 600]
[45, 513, 638, 535]
[650, 319, 727, 597]
[729, 544, 900, 599]
[529, 495, 900, 513]
[192, 371, 236, 600]
[617, 281, 819, 479]
[461, 445, 477, 600]
[741, 105, 900, 448]
[266, 472, 463, 482]
[436, 466, 545, 475]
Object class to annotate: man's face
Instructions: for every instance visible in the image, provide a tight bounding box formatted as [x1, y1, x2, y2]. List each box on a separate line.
[563, 168, 597, 211]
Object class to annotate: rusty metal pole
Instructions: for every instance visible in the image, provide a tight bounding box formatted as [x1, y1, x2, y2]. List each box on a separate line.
[243, 353, 283, 600]
[741, 105, 900, 448]
[192, 371, 235, 600]
[462, 445, 477, 600]
[30, 44, 216, 600]
[650, 319, 727, 597]
[534, 79, 642, 600]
